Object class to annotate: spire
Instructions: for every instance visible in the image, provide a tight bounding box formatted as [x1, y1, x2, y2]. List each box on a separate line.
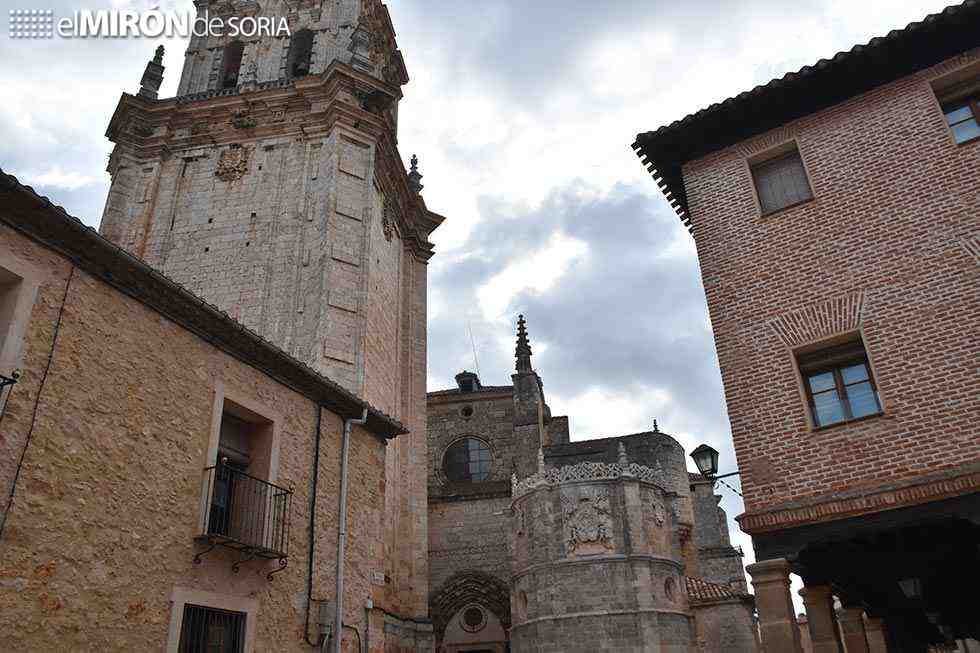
[515, 314, 533, 374]
[138, 45, 165, 100]
[408, 154, 424, 194]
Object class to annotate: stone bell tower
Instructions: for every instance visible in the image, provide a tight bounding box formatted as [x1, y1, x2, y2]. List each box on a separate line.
[99, 0, 443, 645]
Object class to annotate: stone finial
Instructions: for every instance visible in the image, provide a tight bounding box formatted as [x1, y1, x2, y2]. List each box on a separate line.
[618, 442, 628, 465]
[515, 314, 533, 374]
[408, 154, 424, 193]
[652, 419, 659, 433]
[138, 45, 165, 100]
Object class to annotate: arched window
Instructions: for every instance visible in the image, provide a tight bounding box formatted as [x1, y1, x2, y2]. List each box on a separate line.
[443, 438, 491, 482]
[221, 41, 245, 88]
[286, 29, 314, 78]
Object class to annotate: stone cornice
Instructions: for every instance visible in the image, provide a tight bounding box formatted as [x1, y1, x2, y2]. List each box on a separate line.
[738, 465, 980, 534]
[104, 60, 441, 260]
[426, 386, 515, 405]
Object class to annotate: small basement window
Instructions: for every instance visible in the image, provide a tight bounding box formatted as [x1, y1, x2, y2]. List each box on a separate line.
[178, 604, 246, 653]
[751, 146, 813, 215]
[797, 339, 882, 428]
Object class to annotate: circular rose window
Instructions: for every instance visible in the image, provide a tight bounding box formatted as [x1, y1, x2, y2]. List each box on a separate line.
[461, 606, 486, 633]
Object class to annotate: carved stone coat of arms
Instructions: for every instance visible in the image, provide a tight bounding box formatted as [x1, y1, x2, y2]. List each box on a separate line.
[562, 492, 614, 556]
[215, 147, 249, 182]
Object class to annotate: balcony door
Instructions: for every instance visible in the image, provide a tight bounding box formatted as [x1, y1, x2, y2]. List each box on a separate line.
[209, 413, 252, 539]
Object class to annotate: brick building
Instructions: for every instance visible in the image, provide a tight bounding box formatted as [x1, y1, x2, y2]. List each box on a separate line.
[426, 317, 757, 652]
[634, 2, 980, 651]
[1, 0, 444, 651]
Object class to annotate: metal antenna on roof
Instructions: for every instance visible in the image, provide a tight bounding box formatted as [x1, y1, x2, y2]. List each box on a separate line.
[466, 315, 481, 377]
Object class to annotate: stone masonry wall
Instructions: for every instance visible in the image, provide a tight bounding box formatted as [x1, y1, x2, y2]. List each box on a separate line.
[99, 110, 432, 627]
[428, 497, 512, 598]
[427, 390, 518, 492]
[691, 602, 758, 653]
[691, 482, 746, 589]
[0, 222, 389, 651]
[176, 0, 364, 97]
[100, 130, 370, 393]
[427, 390, 516, 602]
[682, 49, 980, 521]
[511, 477, 694, 653]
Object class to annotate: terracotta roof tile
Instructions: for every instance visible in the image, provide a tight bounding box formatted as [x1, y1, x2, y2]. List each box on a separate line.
[633, 0, 980, 233]
[427, 385, 513, 398]
[0, 168, 407, 439]
[685, 576, 752, 604]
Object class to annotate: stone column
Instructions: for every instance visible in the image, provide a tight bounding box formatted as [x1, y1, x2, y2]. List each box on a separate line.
[837, 608, 870, 653]
[863, 617, 888, 653]
[800, 586, 842, 653]
[746, 559, 803, 653]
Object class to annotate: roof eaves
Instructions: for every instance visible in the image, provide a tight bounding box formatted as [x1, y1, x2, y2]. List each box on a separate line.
[0, 168, 407, 440]
[632, 0, 980, 234]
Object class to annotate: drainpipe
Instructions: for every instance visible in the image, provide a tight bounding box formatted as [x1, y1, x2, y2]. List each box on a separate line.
[335, 408, 368, 653]
[305, 405, 326, 648]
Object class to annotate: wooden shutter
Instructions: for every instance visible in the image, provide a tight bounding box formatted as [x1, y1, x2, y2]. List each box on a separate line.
[752, 149, 813, 214]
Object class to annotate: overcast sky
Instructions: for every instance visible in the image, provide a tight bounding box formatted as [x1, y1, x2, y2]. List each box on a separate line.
[0, 0, 953, 603]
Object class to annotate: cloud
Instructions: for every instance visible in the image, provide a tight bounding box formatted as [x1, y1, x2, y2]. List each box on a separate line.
[477, 230, 589, 320]
[21, 166, 100, 191]
[2, 0, 955, 608]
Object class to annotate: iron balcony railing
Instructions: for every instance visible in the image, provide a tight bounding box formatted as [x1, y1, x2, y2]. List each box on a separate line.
[199, 461, 292, 563]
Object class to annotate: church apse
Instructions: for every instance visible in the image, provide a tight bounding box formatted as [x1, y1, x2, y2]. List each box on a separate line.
[426, 316, 757, 652]
[510, 448, 694, 652]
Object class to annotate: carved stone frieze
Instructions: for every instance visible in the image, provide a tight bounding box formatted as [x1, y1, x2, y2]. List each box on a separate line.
[511, 459, 668, 500]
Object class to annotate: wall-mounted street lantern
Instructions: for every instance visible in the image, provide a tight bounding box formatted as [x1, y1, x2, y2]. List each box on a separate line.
[690, 443, 741, 480]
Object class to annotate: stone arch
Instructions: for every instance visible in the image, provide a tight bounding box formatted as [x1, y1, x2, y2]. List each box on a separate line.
[430, 570, 511, 643]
